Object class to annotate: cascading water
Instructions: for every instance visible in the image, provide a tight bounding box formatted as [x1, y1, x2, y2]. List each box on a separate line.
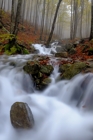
[0, 44, 93, 140]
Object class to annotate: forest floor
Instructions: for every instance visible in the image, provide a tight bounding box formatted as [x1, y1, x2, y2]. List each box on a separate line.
[0, 11, 93, 62]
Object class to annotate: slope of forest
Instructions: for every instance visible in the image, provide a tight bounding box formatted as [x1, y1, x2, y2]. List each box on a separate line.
[0, 11, 93, 63]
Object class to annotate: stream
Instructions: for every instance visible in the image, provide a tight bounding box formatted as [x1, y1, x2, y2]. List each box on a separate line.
[0, 44, 93, 140]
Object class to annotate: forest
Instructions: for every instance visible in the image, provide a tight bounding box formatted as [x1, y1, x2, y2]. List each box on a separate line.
[0, 0, 93, 65]
[0, 1, 93, 140]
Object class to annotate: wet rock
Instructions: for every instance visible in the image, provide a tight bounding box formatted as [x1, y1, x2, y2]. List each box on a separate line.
[10, 102, 34, 129]
[42, 78, 51, 85]
[59, 62, 87, 79]
[23, 61, 54, 90]
[68, 48, 76, 55]
[23, 61, 40, 75]
[84, 59, 93, 73]
[30, 45, 37, 53]
[51, 42, 74, 53]
[40, 65, 54, 75]
[9, 62, 16, 67]
[55, 52, 68, 58]
[64, 43, 74, 52]
[37, 78, 51, 90]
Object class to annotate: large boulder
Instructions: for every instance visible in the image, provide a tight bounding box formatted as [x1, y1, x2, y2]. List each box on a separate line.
[59, 62, 87, 79]
[10, 102, 34, 129]
[23, 61, 54, 90]
[50, 41, 74, 52]
[23, 61, 40, 75]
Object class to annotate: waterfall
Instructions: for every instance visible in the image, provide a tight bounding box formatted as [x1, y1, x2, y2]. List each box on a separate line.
[0, 53, 92, 140]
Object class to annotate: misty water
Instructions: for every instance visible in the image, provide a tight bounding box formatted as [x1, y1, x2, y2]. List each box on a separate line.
[0, 44, 93, 140]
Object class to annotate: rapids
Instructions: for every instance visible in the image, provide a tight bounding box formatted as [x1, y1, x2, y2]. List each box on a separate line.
[0, 46, 93, 140]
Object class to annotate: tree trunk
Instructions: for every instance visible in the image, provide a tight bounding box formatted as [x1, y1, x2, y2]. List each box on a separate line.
[13, 0, 22, 36]
[70, 0, 73, 40]
[46, 0, 62, 47]
[90, 0, 93, 40]
[80, 0, 84, 39]
[40, 0, 46, 40]
[10, 0, 15, 34]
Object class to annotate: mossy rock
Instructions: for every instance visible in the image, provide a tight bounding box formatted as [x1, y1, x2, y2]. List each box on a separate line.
[88, 48, 93, 55]
[36, 78, 51, 90]
[30, 45, 36, 53]
[55, 52, 68, 58]
[23, 61, 53, 90]
[59, 62, 87, 79]
[10, 102, 34, 129]
[40, 65, 54, 75]
[42, 78, 51, 85]
[23, 48, 29, 54]
[68, 48, 76, 55]
[23, 62, 40, 75]
[82, 45, 89, 53]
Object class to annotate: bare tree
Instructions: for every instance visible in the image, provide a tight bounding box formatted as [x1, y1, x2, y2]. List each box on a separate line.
[46, 0, 62, 46]
[13, 0, 22, 36]
[10, 0, 15, 33]
[40, 0, 46, 40]
[90, 0, 93, 40]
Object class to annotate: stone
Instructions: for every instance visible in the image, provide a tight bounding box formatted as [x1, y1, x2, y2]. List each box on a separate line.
[59, 62, 87, 79]
[55, 52, 68, 58]
[68, 48, 76, 55]
[10, 102, 34, 129]
[9, 62, 16, 66]
[23, 61, 53, 90]
[42, 78, 51, 85]
[23, 61, 40, 75]
[40, 65, 54, 75]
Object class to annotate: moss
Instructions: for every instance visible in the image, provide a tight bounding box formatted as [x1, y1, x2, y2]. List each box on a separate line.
[10, 46, 17, 54]
[88, 48, 93, 55]
[0, 34, 16, 43]
[59, 62, 87, 79]
[40, 65, 54, 75]
[23, 48, 29, 54]
[5, 45, 17, 55]
[42, 78, 51, 85]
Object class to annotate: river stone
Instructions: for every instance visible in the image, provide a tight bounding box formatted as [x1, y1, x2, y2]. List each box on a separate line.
[59, 62, 87, 79]
[40, 65, 54, 75]
[55, 52, 68, 58]
[23, 62, 40, 75]
[42, 78, 51, 85]
[68, 48, 76, 55]
[10, 102, 34, 129]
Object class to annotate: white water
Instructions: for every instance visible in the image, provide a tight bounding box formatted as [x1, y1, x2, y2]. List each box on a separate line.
[33, 43, 57, 55]
[0, 53, 93, 140]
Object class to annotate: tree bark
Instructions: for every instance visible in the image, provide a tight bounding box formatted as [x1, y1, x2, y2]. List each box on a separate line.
[40, 0, 46, 40]
[13, 0, 22, 36]
[46, 0, 62, 47]
[10, 0, 15, 33]
[90, 0, 93, 40]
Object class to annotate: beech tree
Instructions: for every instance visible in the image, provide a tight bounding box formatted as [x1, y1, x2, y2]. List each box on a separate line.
[46, 0, 62, 46]
[90, 0, 93, 40]
[10, 0, 15, 33]
[13, 0, 22, 36]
